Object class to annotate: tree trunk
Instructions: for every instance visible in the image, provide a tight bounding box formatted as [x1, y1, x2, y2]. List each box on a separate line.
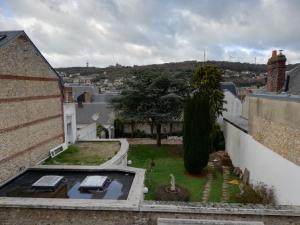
[150, 122, 154, 138]
[156, 123, 162, 146]
[130, 121, 135, 138]
[169, 123, 173, 136]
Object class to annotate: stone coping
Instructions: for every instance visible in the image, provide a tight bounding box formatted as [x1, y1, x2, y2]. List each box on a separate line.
[141, 201, 300, 217]
[0, 165, 145, 211]
[251, 93, 300, 103]
[157, 218, 264, 225]
[76, 138, 128, 167]
[223, 117, 248, 133]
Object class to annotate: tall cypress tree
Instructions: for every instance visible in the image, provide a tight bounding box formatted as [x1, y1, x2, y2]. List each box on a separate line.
[183, 95, 211, 174]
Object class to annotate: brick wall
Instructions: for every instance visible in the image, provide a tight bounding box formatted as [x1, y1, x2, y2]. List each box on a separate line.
[0, 33, 64, 183]
[266, 50, 286, 92]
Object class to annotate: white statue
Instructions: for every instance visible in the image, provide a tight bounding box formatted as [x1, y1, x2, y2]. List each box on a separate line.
[170, 174, 176, 191]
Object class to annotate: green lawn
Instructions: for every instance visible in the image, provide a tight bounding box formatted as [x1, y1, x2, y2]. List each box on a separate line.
[44, 145, 106, 165]
[128, 144, 207, 201]
[209, 170, 223, 202]
[44, 142, 120, 165]
[129, 144, 239, 202]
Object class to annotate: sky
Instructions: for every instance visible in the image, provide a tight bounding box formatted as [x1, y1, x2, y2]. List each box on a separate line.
[1, 0, 300, 67]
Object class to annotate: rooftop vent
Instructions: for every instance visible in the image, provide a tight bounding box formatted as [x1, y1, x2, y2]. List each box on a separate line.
[32, 175, 64, 189]
[50, 146, 64, 158]
[79, 175, 109, 191]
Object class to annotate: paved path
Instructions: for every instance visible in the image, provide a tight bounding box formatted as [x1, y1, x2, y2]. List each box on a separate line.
[202, 162, 214, 203]
[221, 166, 230, 202]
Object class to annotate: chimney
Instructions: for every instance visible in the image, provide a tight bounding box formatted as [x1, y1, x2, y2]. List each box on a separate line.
[267, 50, 286, 92]
[63, 87, 74, 103]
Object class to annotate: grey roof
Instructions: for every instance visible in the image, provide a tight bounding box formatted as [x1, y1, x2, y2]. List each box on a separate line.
[0, 30, 23, 48]
[92, 93, 119, 103]
[71, 86, 99, 98]
[286, 65, 300, 95]
[221, 82, 237, 96]
[76, 103, 115, 125]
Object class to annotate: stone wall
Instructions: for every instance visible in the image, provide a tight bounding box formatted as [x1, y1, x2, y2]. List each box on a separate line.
[123, 122, 183, 135]
[248, 95, 300, 166]
[0, 202, 299, 225]
[0, 32, 64, 183]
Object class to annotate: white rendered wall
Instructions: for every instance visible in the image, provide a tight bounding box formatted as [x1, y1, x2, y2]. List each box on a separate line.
[77, 123, 97, 140]
[223, 121, 300, 205]
[223, 91, 242, 119]
[63, 103, 77, 144]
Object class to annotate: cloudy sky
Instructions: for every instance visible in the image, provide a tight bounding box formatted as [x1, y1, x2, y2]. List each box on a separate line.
[1, 0, 300, 67]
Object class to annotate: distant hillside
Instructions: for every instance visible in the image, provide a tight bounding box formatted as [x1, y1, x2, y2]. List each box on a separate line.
[56, 60, 300, 86]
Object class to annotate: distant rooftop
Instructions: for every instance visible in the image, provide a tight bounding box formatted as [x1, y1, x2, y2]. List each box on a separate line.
[221, 82, 237, 96]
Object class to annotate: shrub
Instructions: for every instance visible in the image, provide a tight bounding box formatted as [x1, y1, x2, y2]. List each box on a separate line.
[183, 95, 211, 174]
[236, 183, 276, 205]
[211, 124, 225, 151]
[96, 123, 108, 138]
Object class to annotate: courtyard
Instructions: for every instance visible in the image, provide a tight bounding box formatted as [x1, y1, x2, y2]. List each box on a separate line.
[128, 144, 241, 203]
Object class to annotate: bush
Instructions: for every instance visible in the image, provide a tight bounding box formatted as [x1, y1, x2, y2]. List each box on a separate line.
[211, 124, 225, 151]
[183, 95, 211, 174]
[236, 183, 276, 205]
[155, 185, 190, 201]
[96, 123, 108, 138]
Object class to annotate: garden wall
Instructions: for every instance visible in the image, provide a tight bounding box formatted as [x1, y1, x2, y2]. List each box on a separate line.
[223, 120, 300, 205]
[222, 90, 242, 119]
[0, 201, 299, 225]
[248, 95, 300, 166]
[77, 123, 97, 140]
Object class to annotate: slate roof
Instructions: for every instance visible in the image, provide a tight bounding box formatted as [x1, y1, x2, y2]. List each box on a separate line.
[0, 30, 23, 48]
[76, 103, 115, 125]
[286, 65, 300, 95]
[221, 82, 237, 96]
[71, 86, 99, 98]
[92, 93, 119, 103]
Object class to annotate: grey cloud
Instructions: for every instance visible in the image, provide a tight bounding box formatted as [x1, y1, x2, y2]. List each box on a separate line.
[1, 0, 300, 67]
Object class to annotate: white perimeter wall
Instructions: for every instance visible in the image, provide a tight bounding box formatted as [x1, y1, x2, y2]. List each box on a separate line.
[77, 123, 97, 140]
[223, 91, 242, 118]
[224, 120, 300, 205]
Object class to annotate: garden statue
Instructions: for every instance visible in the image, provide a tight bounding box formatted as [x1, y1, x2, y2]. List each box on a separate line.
[170, 174, 176, 191]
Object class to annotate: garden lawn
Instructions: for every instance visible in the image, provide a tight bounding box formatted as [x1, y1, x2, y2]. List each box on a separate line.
[128, 144, 207, 201]
[44, 142, 120, 165]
